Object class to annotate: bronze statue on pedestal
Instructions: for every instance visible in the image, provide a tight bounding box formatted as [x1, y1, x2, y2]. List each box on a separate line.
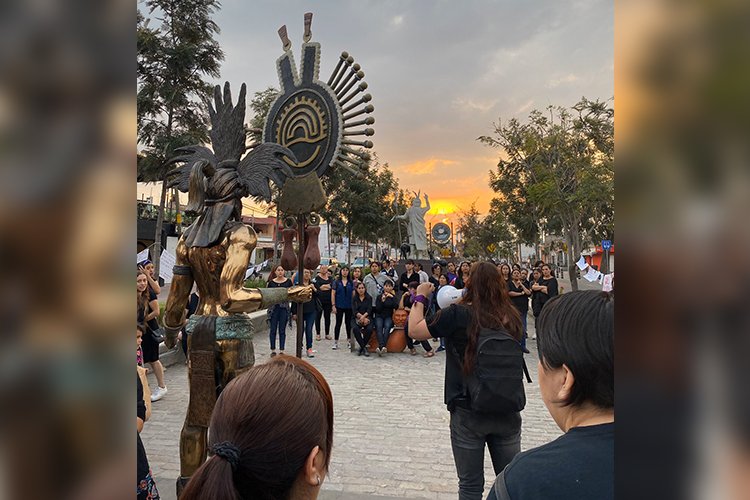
[162, 82, 312, 494]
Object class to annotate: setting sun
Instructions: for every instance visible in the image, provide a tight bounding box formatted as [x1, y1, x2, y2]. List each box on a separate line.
[428, 200, 456, 216]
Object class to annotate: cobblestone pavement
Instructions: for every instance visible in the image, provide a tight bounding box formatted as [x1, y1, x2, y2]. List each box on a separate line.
[142, 308, 566, 500]
[144, 276, 603, 499]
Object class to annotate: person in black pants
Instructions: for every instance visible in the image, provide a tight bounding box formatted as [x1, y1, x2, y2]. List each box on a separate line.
[507, 269, 531, 348]
[531, 263, 559, 339]
[400, 281, 434, 357]
[331, 266, 354, 350]
[313, 265, 334, 341]
[351, 282, 373, 356]
[138, 373, 160, 500]
[374, 279, 397, 356]
[407, 262, 526, 500]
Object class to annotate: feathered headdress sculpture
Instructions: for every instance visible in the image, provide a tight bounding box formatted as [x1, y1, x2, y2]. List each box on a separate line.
[166, 82, 297, 247]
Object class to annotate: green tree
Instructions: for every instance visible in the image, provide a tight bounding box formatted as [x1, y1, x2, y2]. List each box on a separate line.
[137, 0, 224, 277]
[457, 203, 515, 260]
[319, 155, 400, 264]
[479, 98, 614, 290]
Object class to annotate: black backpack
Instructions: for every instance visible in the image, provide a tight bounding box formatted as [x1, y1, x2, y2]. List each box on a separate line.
[453, 328, 532, 414]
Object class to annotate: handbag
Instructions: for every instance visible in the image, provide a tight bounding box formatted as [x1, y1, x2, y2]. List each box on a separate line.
[151, 327, 165, 344]
[314, 296, 323, 314]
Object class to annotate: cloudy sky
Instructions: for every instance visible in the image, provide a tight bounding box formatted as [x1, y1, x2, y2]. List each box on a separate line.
[142, 0, 613, 223]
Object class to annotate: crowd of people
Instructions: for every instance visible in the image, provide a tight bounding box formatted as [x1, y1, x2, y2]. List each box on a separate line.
[136, 256, 613, 500]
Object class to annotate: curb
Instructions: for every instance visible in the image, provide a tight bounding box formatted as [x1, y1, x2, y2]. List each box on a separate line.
[157, 310, 270, 368]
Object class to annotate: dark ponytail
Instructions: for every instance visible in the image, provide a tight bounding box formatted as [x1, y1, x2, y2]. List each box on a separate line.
[180, 454, 241, 500]
[180, 356, 334, 500]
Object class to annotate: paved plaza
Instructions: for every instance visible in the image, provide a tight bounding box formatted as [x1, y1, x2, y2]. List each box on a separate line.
[143, 277, 599, 500]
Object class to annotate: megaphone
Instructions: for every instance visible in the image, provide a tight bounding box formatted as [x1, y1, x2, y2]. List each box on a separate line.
[437, 285, 465, 309]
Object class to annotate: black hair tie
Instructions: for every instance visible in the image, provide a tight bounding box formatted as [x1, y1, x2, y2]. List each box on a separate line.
[212, 442, 241, 471]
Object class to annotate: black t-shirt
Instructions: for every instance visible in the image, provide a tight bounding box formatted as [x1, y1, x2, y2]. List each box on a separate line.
[507, 281, 529, 314]
[352, 294, 373, 320]
[399, 271, 418, 291]
[490, 422, 614, 500]
[375, 293, 398, 318]
[138, 290, 160, 332]
[291, 281, 317, 315]
[268, 278, 292, 289]
[538, 277, 559, 309]
[313, 275, 334, 304]
[185, 293, 199, 318]
[425, 304, 472, 406]
[454, 273, 468, 290]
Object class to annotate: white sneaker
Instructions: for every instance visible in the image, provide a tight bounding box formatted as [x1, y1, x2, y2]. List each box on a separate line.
[151, 386, 167, 402]
[332, 342, 338, 350]
[382, 347, 387, 354]
[532, 334, 537, 340]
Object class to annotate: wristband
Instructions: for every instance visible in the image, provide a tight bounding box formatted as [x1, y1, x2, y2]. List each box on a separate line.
[412, 294, 429, 307]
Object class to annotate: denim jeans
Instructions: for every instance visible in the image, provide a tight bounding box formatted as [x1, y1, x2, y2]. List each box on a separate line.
[302, 310, 317, 349]
[269, 306, 287, 351]
[449, 407, 521, 500]
[374, 316, 393, 348]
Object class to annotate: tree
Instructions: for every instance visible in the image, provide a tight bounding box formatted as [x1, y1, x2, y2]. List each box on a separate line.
[479, 98, 614, 290]
[137, 0, 224, 277]
[457, 203, 515, 260]
[319, 155, 400, 264]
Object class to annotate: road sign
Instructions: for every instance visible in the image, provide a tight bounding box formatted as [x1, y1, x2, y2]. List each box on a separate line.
[602, 240, 612, 250]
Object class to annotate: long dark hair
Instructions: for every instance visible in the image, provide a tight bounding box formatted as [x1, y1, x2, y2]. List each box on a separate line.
[444, 261, 523, 374]
[337, 265, 350, 281]
[137, 270, 149, 314]
[180, 356, 334, 500]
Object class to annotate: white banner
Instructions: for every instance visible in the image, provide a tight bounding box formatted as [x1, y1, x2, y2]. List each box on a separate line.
[576, 255, 588, 271]
[137, 248, 149, 264]
[159, 249, 176, 283]
[583, 266, 601, 282]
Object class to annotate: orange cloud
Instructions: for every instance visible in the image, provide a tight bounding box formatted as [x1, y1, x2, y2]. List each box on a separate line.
[403, 158, 456, 175]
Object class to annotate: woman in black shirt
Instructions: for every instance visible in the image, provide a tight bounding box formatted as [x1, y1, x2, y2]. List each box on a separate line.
[454, 261, 471, 289]
[267, 264, 293, 357]
[313, 265, 334, 341]
[138, 270, 167, 401]
[351, 282, 373, 356]
[374, 279, 398, 355]
[507, 269, 531, 348]
[400, 282, 435, 357]
[407, 262, 525, 500]
[291, 269, 318, 358]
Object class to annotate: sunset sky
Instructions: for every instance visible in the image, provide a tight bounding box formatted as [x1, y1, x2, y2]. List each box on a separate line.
[138, 0, 613, 226]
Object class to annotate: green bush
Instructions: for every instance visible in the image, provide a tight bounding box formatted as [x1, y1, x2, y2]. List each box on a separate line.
[156, 278, 267, 326]
[244, 278, 268, 289]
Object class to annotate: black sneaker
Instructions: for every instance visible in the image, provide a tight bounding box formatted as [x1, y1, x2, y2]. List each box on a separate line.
[363, 347, 370, 357]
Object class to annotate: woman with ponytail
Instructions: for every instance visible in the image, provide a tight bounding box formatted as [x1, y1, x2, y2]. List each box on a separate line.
[407, 261, 524, 500]
[180, 356, 334, 500]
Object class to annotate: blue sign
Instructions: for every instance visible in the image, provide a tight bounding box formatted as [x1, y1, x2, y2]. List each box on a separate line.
[602, 240, 612, 250]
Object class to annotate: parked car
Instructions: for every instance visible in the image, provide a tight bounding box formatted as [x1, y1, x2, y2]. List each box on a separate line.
[352, 257, 371, 269]
[316, 257, 339, 274]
